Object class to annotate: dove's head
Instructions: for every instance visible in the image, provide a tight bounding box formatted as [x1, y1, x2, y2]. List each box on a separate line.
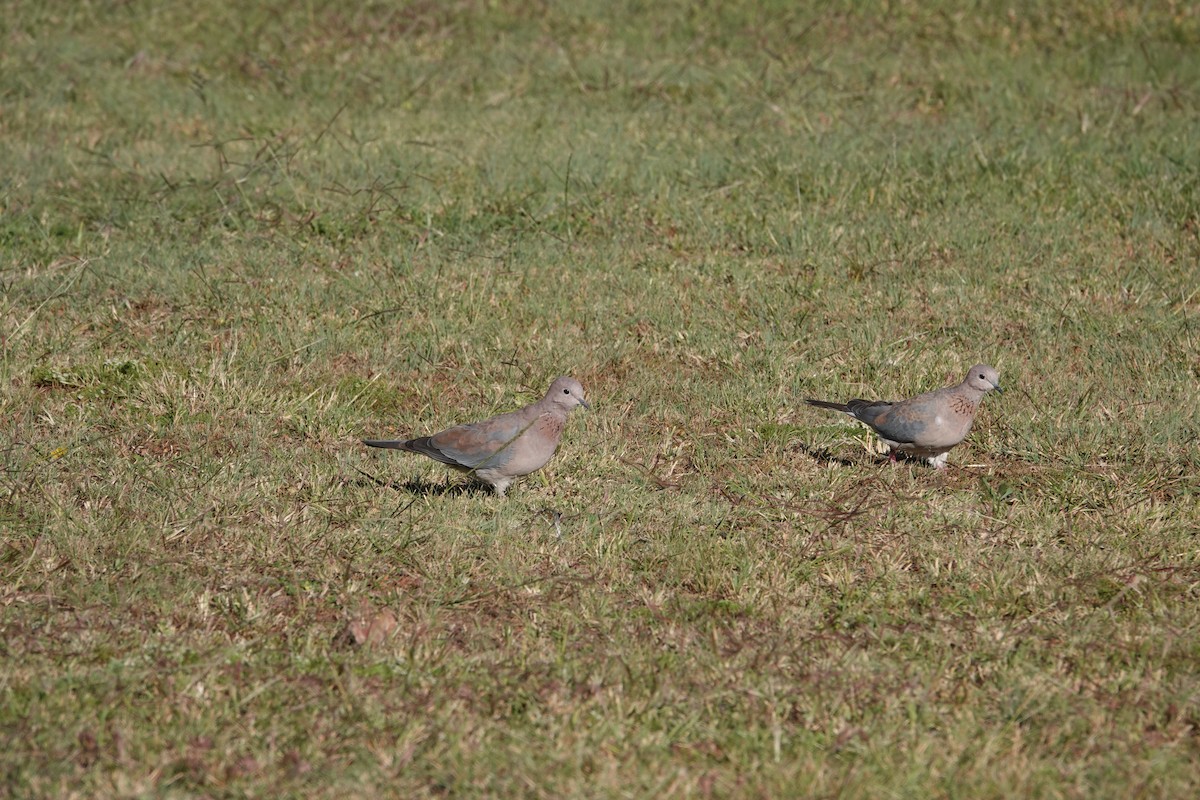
[964, 364, 1002, 394]
[547, 376, 590, 411]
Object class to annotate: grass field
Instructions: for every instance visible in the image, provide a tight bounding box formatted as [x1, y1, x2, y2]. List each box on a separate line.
[3, 1, 1199, 796]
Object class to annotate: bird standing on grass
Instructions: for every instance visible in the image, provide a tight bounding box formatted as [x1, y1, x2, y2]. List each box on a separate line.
[806, 364, 1002, 469]
[363, 376, 590, 495]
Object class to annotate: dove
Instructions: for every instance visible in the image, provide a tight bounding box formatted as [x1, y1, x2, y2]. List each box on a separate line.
[806, 364, 1001, 468]
[363, 376, 589, 495]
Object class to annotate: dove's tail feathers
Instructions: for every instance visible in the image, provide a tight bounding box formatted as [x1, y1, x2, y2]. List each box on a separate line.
[805, 399, 851, 413]
[363, 439, 411, 450]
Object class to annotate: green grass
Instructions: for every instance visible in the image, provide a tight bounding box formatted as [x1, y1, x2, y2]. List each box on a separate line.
[3, 0, 1199, 796]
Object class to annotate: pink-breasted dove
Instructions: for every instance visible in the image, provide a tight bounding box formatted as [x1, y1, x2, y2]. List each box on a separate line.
[364, 376, 589, 495]
[806, 364, 1001, 468]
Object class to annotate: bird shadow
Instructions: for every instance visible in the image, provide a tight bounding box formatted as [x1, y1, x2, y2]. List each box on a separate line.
[798, 442, 941, 470]
[353, 468, 492, 497]
[796, 442, 861, 468]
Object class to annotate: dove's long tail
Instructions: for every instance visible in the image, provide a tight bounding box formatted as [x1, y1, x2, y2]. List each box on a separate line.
[362, 439, 410, 449]
[805, 399, 851, 413]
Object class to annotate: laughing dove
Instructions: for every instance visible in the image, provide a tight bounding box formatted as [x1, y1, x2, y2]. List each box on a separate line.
[806, 364, 1001, 468]
[363, 376, 589, 495]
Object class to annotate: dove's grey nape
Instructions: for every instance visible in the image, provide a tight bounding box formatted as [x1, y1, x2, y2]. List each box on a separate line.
[806, 364, 1001, 469]
[363, 376, 589, 495]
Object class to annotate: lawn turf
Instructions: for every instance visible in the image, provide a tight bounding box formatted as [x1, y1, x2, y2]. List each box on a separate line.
[2, 1, 1199, 797]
